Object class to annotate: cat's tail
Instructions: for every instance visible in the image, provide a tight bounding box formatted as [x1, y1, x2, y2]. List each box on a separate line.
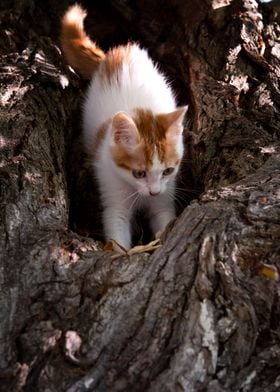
[61, 4, 105, 79]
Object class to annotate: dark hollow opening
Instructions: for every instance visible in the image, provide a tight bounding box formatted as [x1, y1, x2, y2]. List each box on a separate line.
[65, 0, 204, 245]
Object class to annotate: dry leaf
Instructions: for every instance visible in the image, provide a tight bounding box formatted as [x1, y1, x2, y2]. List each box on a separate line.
[257, 263, 279, 281]
[104, 240, 128, 253]
[111, 239, 161, 259]
[103, 241, 115, 251]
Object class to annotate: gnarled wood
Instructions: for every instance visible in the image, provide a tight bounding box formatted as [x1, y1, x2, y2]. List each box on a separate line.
[0, 1, 279, 391]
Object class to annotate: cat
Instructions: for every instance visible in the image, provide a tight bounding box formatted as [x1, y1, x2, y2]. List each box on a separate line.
[61, 5, 188, 250]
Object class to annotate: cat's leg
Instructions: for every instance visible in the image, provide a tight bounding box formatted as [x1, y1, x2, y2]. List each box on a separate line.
[103, 205, 132, 250]
[148, 194, 176, 239]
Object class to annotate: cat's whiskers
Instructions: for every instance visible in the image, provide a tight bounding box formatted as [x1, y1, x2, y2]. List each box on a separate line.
[164, 187, 176, 202]
[175, 186, 201, 196]
[121, 189, 140, 205]
[128, 192, 140, 211]
[164, 186, 188, 210]
[118, 188, 142, 211]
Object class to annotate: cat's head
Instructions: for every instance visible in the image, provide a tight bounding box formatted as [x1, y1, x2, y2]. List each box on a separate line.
[110, 107, 188, 197]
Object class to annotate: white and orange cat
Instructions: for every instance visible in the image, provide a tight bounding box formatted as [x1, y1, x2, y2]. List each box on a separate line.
[61, 5, 187, 249]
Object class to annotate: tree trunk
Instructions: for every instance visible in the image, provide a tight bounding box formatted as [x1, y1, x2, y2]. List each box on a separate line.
[1, 0, 280, 391]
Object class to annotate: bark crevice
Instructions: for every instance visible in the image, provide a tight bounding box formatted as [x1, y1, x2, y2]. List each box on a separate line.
[1, 1, 280, 391]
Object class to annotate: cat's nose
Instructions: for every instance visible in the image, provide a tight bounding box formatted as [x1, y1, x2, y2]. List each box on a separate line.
[149, 190, 160, 196]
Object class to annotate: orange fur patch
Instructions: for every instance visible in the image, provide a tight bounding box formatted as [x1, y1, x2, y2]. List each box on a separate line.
[61, 5, 105, 79]
[111, 109, 181, 171]
[101, 44, 133, 84]
[134, 109, 181, 165]
[133, 109, 166, 164]
[86, 120, 109, 159]
[111, 144, 146, 171]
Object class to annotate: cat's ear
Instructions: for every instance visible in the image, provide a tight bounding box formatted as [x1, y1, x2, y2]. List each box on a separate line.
[112, 112, 139, 149]
[160, 106, 188, 139]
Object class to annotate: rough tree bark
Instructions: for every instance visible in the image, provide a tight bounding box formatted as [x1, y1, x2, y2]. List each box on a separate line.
[1, 0, 280, 391]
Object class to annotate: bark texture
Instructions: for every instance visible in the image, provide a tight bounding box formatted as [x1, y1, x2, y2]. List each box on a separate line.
[0, 0, 280, 391]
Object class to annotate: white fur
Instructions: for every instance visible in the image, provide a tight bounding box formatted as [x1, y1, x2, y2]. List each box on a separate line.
[83, 44, 176, 148]
[82, 44, 182, 249]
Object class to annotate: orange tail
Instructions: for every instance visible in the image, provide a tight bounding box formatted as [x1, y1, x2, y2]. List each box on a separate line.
[61, 4, 105, 79]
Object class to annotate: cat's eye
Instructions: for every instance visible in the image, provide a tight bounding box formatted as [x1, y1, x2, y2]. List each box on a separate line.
[163, 167, 175, 176]
[132, 170, 146, 179]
